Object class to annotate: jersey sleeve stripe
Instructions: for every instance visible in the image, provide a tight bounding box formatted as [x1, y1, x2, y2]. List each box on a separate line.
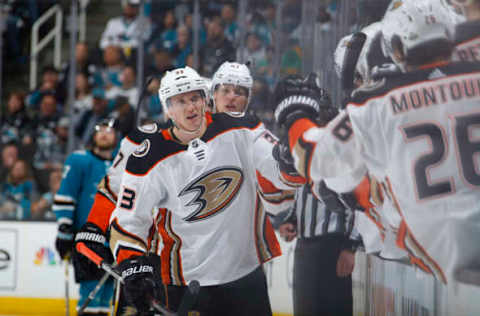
[115, 246, 144, 263]
[110, 218, 148, 263]
[53, 194, 76, 203]
[254, 195, 281, 263]
[158, 210, 185, 286]
[385, 177, 447, 283]
[264, 215, 281, 259]
[104, 175, 118, 201]
[52, 204, 75, 211]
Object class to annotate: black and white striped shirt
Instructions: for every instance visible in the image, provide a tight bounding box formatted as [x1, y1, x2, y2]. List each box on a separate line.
[287, 182, 359, 240]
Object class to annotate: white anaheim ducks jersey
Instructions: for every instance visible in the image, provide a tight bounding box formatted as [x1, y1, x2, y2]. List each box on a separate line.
[110, 112, 292, 286]
[98, 123, 163, 203]
[452, 20, 480, 63]
[290, 62, 480, 283]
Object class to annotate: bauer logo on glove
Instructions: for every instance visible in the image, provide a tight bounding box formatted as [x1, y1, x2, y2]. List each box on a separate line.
[121, 264, 154, 278]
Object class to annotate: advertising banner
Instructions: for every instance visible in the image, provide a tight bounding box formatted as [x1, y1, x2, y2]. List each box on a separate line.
[0, 229, 17, 290]
[0, 221, 78, 298]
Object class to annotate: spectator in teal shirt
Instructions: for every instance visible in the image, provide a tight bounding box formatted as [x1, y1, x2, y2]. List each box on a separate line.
[0, 159, 36, 220]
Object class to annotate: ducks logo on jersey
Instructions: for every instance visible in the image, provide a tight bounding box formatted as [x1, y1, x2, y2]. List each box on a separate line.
[179, 167, 244, 222]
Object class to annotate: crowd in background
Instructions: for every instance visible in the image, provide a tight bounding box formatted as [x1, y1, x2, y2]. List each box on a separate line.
[0, 0, 384, 221]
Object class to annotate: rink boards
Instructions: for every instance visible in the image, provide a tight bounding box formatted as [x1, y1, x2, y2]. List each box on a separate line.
[0, 221, 295, 315]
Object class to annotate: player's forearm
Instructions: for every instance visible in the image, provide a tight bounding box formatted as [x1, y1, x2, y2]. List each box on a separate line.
[87, 192, 116, 233]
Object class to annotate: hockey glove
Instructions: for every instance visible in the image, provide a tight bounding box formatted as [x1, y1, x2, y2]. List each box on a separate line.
[273, 73, 337, 130]
[272, 141, 305, 185]
[72, 222, 114, 282]
[116, 254, 163, 313]
[55, 221, 74, 259]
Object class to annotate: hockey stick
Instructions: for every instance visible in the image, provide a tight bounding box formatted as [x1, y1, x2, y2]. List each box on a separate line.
[134, 76, 156, 126]
[76, 242, 198, 316]
[64, 257, 70, 316]
[77, 271, 111, 315]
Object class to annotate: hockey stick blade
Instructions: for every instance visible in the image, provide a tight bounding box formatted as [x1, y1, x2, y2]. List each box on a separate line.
[176, 280, 200, 316]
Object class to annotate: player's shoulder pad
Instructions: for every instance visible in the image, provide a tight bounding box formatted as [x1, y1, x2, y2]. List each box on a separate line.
[125, 130, 184, 176]
[204, 112, 261, 140]
[350, 69, 417, 105]
[350, 62, 480, 106]
[125, 122, 162, 145]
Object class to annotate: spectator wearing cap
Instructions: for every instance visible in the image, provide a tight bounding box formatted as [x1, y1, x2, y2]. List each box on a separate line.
[199, 15, 236, 77]
[75, 88, 111, 148]
[99, 0, 152, 56]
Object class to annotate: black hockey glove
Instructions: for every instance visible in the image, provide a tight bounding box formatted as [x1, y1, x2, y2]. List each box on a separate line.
[273, 73, 337, 130]
[55, 222, 74, 259]
[272, 141, 302, 180]
[116, 254, 163, 313]
[72, 222, 113, 282]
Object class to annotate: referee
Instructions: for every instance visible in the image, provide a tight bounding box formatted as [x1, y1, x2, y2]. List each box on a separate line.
[278, 181, 362, 316]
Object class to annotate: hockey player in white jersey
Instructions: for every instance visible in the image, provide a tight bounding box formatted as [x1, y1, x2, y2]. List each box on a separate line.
[273, 1, 480, 284]
[109, 66, 294, 315]
[211, 61, 298, 203]
[80, 62, 293, 315]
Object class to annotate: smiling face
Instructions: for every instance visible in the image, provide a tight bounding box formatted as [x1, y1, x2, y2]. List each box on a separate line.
[167, 90, 206, 133]
[213, 84, 249, 113]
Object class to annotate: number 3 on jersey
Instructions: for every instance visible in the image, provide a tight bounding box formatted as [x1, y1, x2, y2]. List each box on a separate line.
[401, 112, 480, 201]
[120, 187, 136, 210]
